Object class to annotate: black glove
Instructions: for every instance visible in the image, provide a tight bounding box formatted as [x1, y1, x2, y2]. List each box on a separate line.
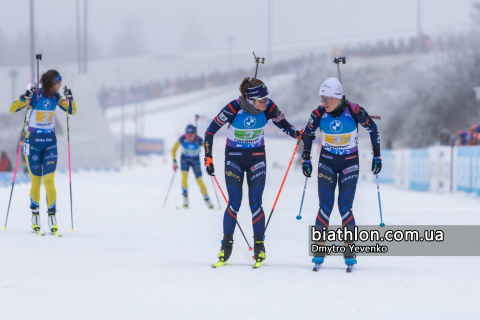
[64, 87, 73, 101]
[371, 150, 382, 175]
[302, 152, 312, 178]
[21, 88, 34, 101]
[295, 129, 304, 139]
[204, 157, 215, 176]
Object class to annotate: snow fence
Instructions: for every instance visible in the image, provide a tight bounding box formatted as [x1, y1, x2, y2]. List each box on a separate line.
[360, 146, 480, 196]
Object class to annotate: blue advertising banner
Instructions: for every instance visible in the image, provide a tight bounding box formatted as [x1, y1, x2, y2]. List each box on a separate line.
[135, 138, 164, 156]
[456, 146, 474, 193]
[409, 148, 429, 191]
[378, 149, 393, 183]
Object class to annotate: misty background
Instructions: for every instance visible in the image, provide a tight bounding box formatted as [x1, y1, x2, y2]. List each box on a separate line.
[1, 0, 480, 168]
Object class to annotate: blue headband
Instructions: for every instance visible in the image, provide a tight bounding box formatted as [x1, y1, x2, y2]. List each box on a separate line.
[53, 74, 62, 84]
[246, 82, 269, 100]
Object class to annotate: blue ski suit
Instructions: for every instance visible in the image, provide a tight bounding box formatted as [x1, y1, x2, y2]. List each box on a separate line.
[302, 99, 380, 230]
[205, 98, 299, 235]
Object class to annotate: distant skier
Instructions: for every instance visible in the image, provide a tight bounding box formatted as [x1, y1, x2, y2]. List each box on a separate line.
[204, 77, 302, 268]
[171, 124, 214, 209]
[9, 70, 76, 235]
[301, 78, 381, 270]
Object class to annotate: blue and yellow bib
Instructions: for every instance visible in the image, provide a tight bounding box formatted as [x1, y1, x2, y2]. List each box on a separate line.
[320, 106, 358, 155]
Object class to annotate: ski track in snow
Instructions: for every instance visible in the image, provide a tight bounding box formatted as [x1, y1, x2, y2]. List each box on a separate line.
[2, 82, 480, 319]
[2, 160, 480, 319]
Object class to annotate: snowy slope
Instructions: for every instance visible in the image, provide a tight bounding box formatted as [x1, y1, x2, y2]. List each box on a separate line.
[1, 79, 480, 319]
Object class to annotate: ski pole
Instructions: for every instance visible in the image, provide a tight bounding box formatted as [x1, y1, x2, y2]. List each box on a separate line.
[335, 57, 385, 227]
[376, 174, 385, 227]
[212, 175, 252, 251]
[162, 170, 177, 209]
[334, 56, 346, 84]
[296, 177, 309, 220]
[65, 86, 74, 232]
[4, 99, 30, 231]
[210, 176, 222, 209]
[265, 135, 302, 232]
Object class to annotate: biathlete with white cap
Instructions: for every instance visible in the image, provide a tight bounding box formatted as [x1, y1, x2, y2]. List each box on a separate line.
[301, 78, 382, 270]
[205, 77, 302, 268]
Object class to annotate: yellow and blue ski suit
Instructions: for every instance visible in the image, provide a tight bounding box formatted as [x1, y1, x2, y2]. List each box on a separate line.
[9, 89, 76, 211]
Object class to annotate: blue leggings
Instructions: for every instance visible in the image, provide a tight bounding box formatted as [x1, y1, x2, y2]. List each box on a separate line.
[316, 150, 359, 230]
[223, 148, 266, 236]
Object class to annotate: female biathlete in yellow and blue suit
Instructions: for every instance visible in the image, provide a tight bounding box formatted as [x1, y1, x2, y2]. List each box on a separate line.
[9, 70, 76, 234]
[171, 124, 214, 209]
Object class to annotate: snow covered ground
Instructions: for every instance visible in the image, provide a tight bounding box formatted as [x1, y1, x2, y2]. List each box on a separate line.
[1, 145, 480, 319]
[2, 80, 480, 319]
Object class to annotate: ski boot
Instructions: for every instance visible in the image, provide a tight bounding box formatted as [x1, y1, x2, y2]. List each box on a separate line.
[204, 195, 214, 209]
[48, 209, 61, 237]
[31, 207, 45, 236]
[312, 242, 326, 272]
[344, 243, 357, 273]
[182, 191, 189, 209]
[212, 234, 233, 268]
[252, 234, 266, 269]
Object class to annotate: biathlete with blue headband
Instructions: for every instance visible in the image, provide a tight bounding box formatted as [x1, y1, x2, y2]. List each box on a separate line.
[9, 70, 76, 235]
[204, 77, 302, 268]
[301, 77, 381, 270]
[171, 124, 214, 209]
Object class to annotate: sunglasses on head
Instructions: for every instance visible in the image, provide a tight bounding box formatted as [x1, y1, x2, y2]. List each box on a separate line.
[319, 96, 333, 103]
[253, 95, 269, 103]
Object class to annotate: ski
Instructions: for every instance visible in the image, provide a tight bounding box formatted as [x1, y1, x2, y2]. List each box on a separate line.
[175, 207, 190, 210]
[211, 260, 230, 268]
[31, 230, 46, 236]
[49, 230, 62, 237]
[313, 263, 322, 272]
[252, 261, 265, 269]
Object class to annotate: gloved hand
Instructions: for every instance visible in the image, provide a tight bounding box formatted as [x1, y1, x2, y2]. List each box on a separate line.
[173, 160, 178, 172]
[372, 155, 382, 174]
[295, 129, 304, 139]
[302, 152, 312, 178]
[21, 88, 34, 102]
[204, 157, 215, 176]
[64, 87, 73, 101]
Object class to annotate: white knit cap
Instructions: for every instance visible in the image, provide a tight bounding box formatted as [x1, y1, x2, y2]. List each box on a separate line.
[319, 78, 343, 99]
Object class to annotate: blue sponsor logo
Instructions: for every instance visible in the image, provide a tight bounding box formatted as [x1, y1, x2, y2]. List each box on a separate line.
[330, 120, 343, 132]
[244, 116, 257, 128]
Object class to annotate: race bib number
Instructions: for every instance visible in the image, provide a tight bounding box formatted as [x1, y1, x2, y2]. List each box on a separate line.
[324, 133, 352, 145]
[234, 129, 263, 140]
[24, 143, 30, 155]
[36, 111, 54, 123]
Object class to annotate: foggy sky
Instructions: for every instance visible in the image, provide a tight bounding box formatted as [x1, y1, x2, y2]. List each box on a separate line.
[0, 0, 474, 60]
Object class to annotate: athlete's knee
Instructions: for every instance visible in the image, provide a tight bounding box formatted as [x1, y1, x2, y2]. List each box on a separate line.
[30, 174, 42, 190]
[43, 174, 55, 187]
